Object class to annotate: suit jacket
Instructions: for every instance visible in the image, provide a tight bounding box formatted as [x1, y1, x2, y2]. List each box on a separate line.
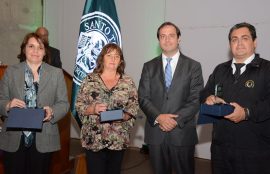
[49, 46, 62, 68]
[0, 62, 69, 152]
[138, 53, 204, 146]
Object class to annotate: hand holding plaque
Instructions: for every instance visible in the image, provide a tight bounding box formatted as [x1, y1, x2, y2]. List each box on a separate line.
[198, 83, 235, 124]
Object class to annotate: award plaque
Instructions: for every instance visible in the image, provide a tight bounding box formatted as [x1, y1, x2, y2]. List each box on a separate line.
[6, 108, 45, 130]
[198, 104, 235, 124]
[100, 109, 123, 122]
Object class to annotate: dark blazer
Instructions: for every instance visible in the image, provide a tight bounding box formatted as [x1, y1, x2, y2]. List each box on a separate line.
[200, 54, 270, 150]
[139, 53, 204, 146]
[49, 46, 62, 68]
[0, 62, 69, 152]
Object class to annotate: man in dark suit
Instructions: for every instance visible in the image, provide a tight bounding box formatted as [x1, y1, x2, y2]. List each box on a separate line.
[138, 22, 204, 174]
[200, 22, 270, 174]
[36, 27, 62, 68]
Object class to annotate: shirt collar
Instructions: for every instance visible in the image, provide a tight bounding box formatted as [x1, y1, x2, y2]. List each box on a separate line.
[231, 53, 255, 74]
[162, 51, 180, 63]
[232, 53, 255, 65]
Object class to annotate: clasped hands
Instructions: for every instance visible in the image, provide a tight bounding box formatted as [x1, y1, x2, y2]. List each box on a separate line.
[205, 95, 246, 123]
[6, 98, 54, 122]
[156, 114, 178, 132]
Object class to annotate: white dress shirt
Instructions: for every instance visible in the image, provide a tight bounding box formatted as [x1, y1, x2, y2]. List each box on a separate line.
[162, 51, 180, 78]
[231, 54, 255, 75]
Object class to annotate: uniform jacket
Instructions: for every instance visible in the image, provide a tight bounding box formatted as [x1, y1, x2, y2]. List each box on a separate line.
[139, 53, 204, 146]
[0, 62, 69, 152]
[200, 54, 270, 150]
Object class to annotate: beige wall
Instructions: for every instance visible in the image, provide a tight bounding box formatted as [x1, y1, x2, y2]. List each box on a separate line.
[0, 0, 42, 65]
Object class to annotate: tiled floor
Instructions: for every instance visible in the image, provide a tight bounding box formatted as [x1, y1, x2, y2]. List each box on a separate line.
[70, 139, 211, 174]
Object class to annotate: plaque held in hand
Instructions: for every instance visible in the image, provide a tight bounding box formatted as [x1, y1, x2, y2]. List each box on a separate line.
[100, 109, 123, 123]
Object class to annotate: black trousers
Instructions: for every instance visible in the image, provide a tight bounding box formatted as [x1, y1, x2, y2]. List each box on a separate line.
[211, 143, 270, 174]
[148, 141, 195, 174]
[85, 148, 125, 174]
[3, 135, 52, 174]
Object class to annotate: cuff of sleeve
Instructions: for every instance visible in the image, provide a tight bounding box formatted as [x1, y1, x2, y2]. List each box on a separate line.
[244, 108, 250, 120]
[177, 116, 185, 129]
[178, 122, 184, 129]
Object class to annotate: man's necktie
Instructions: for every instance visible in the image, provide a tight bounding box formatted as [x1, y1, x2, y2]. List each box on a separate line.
[234, 63, 245, 82]
[165, 58, 172, 90]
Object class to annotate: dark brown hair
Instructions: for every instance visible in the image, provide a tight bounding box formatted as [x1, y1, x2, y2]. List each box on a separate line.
[228, 22, 257, 42]
[94, 43, 125, 75]
[157, 22, 181, 40]
[17, 32, 51, 64]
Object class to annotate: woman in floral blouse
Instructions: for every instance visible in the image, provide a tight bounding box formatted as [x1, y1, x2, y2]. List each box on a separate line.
[76, 43, 139, 174]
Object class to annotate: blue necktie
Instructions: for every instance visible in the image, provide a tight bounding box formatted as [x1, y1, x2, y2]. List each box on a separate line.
[165, 58, 172, 90]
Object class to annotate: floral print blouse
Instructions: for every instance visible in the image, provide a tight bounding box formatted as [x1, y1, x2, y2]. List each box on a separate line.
[76, 73, 139, 152]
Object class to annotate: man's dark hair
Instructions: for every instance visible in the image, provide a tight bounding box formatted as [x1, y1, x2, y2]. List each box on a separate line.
[228, 22, 257, 41]
[157, 22, 181, 40]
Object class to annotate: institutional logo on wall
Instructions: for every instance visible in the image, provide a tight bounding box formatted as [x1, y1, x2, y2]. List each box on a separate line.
[73, 11, 122, 86]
